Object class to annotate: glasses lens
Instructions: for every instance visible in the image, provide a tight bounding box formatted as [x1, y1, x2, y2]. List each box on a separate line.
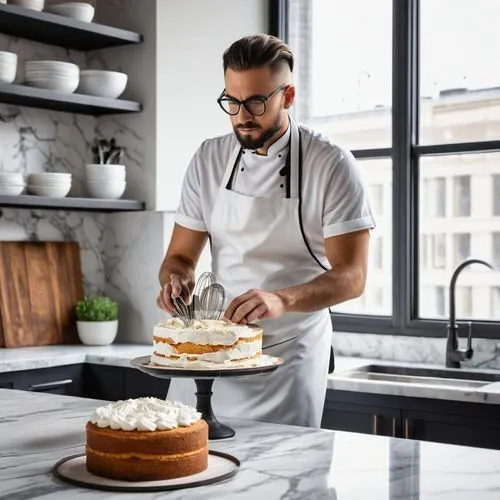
[219, 99, 240, 115]
[245, 99, 266, 116]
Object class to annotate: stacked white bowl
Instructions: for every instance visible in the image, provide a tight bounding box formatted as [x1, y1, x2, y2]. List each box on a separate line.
[77, 70, 127, 99]
[0, 173, 25, 195]
[85, 164, 126, 199]
[28, 173, 71, 198]
[0, 51, 17, 84]
[9, 0, 45, 11]
[45, 2, 95, 22]
[24, 60, 79, 94]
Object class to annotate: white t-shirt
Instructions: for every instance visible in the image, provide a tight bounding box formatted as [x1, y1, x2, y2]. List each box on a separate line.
[175, 121, 375, 262]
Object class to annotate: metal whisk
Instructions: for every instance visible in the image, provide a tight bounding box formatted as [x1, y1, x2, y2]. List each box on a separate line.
[192, 272, 216, 320]
[200, 283, 225, 320]
[172, 296, 194, 327]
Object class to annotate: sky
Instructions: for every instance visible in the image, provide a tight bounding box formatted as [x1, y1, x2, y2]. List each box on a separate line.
[300, 0, 500, 115]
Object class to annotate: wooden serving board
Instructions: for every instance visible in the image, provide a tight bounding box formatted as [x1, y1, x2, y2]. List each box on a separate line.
[0, 241, 84, 347]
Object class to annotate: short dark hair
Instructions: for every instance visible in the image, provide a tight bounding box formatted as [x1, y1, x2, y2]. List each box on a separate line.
[222, 34, 294, 73]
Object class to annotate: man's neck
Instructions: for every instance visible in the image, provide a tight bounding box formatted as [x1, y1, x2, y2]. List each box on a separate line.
[255, 116, 289, 156]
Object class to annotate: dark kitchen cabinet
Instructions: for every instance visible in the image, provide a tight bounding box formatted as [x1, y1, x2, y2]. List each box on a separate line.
[323, 389, 500, 450]
[0, 363, 170, 402]
[0, 364, 84, 396]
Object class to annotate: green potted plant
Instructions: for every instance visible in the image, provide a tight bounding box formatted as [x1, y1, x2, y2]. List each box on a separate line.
[75, 296, 119, 346]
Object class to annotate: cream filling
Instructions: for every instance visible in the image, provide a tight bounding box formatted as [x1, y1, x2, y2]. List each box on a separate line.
[86, 445, 207, 461]
[153, 319, 259, 345]
[153, 339, 261, 363]
[150, 352, 262, 369]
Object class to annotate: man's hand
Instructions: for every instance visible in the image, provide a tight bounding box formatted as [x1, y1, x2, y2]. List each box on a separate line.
[156, 273, 192, 314]
[223, 289, 287, 324]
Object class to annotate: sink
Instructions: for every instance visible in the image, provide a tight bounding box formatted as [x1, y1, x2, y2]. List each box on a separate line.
[343, 364, 500, 389]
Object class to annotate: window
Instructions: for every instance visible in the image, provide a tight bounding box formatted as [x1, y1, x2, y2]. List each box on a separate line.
[453, 176, 471, 217]
[492, 287, 500, 317]
[494, 175, 500, 216]
[423, 177, 446, 218]
[453, 234, 471, 268]
[277, 0, 500, 337]
[369, 185, 384, 216]
[419, 0, 500, 144]
[287, 0, 392, 149]
[330, 158, 392, 316]
[493, 233, 500, 268]
[372, 237, 383, 270]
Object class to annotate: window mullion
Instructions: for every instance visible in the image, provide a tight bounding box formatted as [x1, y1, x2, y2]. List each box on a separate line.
[392, 0, 416, 330]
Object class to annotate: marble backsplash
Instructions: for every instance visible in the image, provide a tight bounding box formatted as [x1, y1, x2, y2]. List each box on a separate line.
[334, 330, 500, 370]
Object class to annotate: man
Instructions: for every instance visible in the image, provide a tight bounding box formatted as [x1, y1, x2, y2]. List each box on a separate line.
[157, 34, 375, 428]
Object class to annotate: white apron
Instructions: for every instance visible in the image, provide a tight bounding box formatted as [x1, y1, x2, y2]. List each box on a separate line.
[168, 116, 333, 428]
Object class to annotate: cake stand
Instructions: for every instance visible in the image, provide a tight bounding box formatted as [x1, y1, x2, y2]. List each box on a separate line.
[130, 355, 283, 440]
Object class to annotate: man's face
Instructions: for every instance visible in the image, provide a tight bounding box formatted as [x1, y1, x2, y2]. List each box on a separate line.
[223, 67, 293, 150]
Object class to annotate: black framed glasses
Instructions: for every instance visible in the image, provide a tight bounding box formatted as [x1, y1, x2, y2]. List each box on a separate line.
[217, 84, 288, 116]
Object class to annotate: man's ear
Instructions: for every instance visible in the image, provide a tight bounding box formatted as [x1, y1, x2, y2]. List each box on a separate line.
[284, 84, 296, 109]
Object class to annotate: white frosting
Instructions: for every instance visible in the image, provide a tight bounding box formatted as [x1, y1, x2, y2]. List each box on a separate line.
[151, 352, 269, 369]
[153, 339, 262, 363]
[89, 397, 201, 431]
[154, 319, 259, 346]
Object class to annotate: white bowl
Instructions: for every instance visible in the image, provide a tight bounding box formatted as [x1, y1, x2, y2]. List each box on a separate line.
[0, 184, 24, 195]
[28, 183, 70, 198]
[85, 165, 126, 181]
[77, 70, 127, 99]
[25, 79, 78, 93]
[45, 2, 94, 22]
[25, 60, 79, 74]
[29, 172, 71, 179]
[0, 52, 17, 83]
[86, 180, 126, 199]
[0, 172, 23, 182]
[9, 0, 44, 11]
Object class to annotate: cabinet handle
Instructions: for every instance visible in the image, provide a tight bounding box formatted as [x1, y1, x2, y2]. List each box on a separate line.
[28, 379, 73, 391]
[392, 417, 397, 437]
[372, 413, 379, 435]
[404, 418, 412, 439]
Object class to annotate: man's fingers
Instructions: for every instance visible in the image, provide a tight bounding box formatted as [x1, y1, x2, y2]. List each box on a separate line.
[162, 284, 176, 311]
[229, 297, 262, 324]
[157, 289, 173, 313]
[245, 304, 268, 323]
[170, 274, 182, 299]
[223, 290, 257, 321]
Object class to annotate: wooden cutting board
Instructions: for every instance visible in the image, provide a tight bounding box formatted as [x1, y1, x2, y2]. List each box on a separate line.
[0, 241, 84, 347]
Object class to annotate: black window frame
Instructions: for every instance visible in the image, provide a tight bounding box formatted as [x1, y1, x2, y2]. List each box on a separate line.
[270, 0, 500, 339]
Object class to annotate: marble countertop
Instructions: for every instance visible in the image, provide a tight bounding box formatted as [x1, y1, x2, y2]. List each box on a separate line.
[1, 388, 500, 499]
[2, 344, 500, 406]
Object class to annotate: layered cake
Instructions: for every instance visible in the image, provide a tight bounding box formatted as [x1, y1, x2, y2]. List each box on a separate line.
[151, 318, 263, 368]
[86, 397, 208, 481]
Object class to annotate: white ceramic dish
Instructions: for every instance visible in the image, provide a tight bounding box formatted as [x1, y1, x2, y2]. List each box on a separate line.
[45, 2, 94, 22]
[86, 179, 126, 199]
[0, 51, 17, 83]
[0, 172, 24, 182]
[28, 183, 71, 198]
[9, 0, 44, 11]
[0, 184, 24, 195]
[77, 70, 127, 99]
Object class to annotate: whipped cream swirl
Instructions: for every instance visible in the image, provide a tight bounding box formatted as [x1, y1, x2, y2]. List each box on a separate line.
[89, 397, 201, 431]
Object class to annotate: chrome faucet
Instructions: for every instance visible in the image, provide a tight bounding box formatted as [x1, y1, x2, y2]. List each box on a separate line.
[446, 258, 494, 368]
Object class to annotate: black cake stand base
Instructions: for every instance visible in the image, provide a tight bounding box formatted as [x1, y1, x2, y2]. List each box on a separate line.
[129, 355, 283, 440]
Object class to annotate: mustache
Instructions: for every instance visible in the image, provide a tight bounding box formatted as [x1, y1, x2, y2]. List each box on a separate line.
[237, 122, 260, 130]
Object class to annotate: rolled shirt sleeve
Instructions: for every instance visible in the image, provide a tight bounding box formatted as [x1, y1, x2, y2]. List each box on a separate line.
[175, 149, 207, 232]
[322, 149, 376, 238]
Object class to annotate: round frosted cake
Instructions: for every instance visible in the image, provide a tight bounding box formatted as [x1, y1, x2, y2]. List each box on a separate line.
[85, 397, 208, 481]
[152, 318, 263, 368]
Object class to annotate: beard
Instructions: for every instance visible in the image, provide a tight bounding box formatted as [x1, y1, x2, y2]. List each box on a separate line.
[234, 113, 282, 150]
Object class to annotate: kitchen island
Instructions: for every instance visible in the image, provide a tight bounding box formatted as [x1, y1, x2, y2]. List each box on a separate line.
[1, 389, 499, 499]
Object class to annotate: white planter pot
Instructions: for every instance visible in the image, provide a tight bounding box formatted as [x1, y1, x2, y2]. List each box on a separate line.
[76, 320, 118, 346]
